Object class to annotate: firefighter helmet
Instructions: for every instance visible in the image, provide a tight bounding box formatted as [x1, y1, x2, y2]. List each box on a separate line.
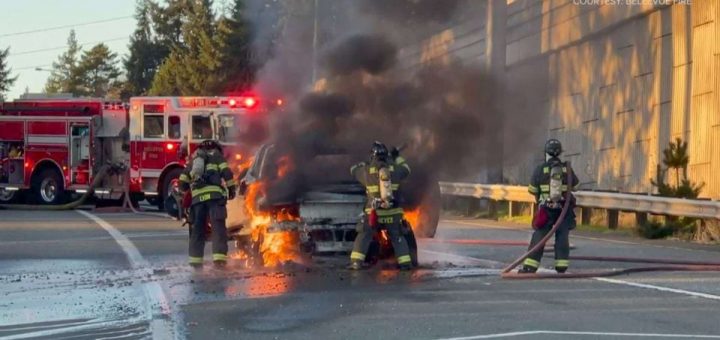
[545, 139, 562, 157]
[370, 141, 389, 161]
[200, 139, 222, 151]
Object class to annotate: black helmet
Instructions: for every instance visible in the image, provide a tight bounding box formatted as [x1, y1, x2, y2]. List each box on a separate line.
[370, 141, 389, 161]
[545, 139, 562, 157]
[200, 139, 222, 151]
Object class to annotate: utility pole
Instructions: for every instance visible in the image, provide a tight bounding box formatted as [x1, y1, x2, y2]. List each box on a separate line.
[484, 0, 507, 184]
[311, 0, 319, 86]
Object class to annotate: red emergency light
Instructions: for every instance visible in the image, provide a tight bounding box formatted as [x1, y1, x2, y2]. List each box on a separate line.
[243, 97, 257, 108]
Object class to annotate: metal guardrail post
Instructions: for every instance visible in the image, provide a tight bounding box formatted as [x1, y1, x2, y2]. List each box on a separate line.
[636, 212, 648, 226]
[581, 207, 591, 225]
[607, 209, 619, 229]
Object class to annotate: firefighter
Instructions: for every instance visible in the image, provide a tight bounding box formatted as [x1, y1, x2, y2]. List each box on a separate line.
[349, 141, 413, 271]
[520, 139, 579, 274]
[178, 140, 237, 269]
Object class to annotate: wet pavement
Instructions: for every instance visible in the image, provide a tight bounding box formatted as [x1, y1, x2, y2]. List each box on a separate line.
[1, 209, 719, 339]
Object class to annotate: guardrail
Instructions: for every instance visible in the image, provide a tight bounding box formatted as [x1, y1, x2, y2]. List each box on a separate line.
[439, 182, 720, 220]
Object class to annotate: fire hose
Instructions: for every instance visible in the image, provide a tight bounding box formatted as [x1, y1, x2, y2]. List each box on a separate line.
[497, 164, 720, 280]
[0, 164, 114, 211]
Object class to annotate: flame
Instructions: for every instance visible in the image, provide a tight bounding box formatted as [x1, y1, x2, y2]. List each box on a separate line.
[276, 155, 293, 177]
[232, 155, 303, 268]
[403, 207, 421, 232]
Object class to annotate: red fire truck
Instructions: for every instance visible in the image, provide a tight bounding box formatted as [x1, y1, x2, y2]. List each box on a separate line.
[0, 95, 265, 206]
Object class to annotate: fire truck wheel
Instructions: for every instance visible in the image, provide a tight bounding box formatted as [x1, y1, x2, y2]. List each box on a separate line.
[159, 168, 183, 211]
[0, 188, 18, 203]
[32, 168, 66, 205]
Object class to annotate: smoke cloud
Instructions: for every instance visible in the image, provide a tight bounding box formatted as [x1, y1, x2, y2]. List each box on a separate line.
[243, 0, 537, 206]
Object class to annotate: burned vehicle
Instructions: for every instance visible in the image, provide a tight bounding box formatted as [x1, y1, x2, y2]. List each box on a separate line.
[227, 143, 441, 266]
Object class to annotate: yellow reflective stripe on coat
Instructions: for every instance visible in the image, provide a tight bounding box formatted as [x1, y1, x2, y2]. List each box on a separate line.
[391, 184, 400, 190]
[218, 162, 228, 170]
[189, 256, 203, 264]
[213, 253, 227, 261]
[205, 163, 219, 171]
[528, 185, 538, 194]
[523, 258, 540, 268]
[365, 207, 404, 216]
[540, 185, 550, 192]
[396, 157, 410, 173]
[179, 174, 190, 182]
[543, 167, 549, 174]
[225, 178, 237, 187]
[369, 167, 377, 174]
[397, 255, 412, 264]
[351, 251, 366, 260]
[192, 185, 224, 197]
[555, 259, 569, 267]
[366, 185, 379, 193]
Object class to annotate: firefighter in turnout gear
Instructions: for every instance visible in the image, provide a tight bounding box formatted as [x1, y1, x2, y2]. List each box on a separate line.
[520, 139, 579, 274]
[349, 142, 413, 271]
[178, 140, 237, 269]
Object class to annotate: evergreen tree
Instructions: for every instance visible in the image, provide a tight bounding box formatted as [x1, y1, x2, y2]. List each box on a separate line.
[215, 0, 255, 93]
[45, 30, 83, 95]
[124, 0, 165, 96]
[0, 47, 17, 101]
[150, 0, 222, 95]
[149, 0, 188, 49]
[77, 44, 121, 97]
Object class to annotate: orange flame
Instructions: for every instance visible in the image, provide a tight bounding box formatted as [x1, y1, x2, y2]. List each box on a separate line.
[232, 155, 303, 267]
[403, 208, 421, 232]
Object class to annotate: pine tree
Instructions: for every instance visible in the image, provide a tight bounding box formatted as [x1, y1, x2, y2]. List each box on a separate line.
[149, 0, 222, 95]
[214, 0, 255, 94]
[0, 47, 17, 101]
[45, 30, 83, 95]
[124, 0, 165, 96]
[77, 44, 121, 97]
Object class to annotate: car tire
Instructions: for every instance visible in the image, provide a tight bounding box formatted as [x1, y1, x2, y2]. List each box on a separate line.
[413, 182, 441, 238]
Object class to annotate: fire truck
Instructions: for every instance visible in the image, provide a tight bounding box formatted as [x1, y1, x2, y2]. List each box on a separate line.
[0, 95, 265, 206]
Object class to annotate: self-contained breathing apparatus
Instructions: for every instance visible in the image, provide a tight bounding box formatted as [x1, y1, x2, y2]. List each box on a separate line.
[178, 140, 224, 227]
[367, 141, 399, 228]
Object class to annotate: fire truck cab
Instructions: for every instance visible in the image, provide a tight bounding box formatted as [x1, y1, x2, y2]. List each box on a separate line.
[0, 98, 129, 204]
[127, 96, 262, 209]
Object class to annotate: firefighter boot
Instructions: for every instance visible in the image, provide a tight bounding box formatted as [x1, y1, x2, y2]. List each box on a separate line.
[348, 260, 365, 270]
[517, 265, 538, 274]
[398, 262, 412, 271]
[555, 266, 567, 273]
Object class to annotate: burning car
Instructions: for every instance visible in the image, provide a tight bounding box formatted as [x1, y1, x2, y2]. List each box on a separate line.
[227, 143, 440, 267]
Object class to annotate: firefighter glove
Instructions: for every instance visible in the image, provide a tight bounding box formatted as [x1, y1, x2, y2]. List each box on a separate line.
[390, 147, 400, 159]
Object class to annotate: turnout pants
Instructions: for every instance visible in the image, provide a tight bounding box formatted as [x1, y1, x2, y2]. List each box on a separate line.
[351, 213, 412, 266]
[523, 207, 574, 270]
[188, 198, 228, 264]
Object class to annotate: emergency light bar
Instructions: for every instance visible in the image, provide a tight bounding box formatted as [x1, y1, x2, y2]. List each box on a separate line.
[177, 96, 259, 109]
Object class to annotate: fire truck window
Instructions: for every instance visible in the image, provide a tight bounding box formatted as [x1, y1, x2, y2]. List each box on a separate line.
[192, 116, 213, 139]
[168, 116, 181, 139]
[143, 115, 164, 138]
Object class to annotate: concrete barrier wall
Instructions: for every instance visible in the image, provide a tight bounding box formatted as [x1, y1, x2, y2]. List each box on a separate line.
[309, 0, 719, 199]
[401, 0, 719, 199]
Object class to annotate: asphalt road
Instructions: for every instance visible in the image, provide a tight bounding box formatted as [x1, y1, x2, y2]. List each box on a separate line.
[1, 209, 719, 340]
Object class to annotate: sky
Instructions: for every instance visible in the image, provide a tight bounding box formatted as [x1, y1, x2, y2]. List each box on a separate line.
[0, 0, 137, 100]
